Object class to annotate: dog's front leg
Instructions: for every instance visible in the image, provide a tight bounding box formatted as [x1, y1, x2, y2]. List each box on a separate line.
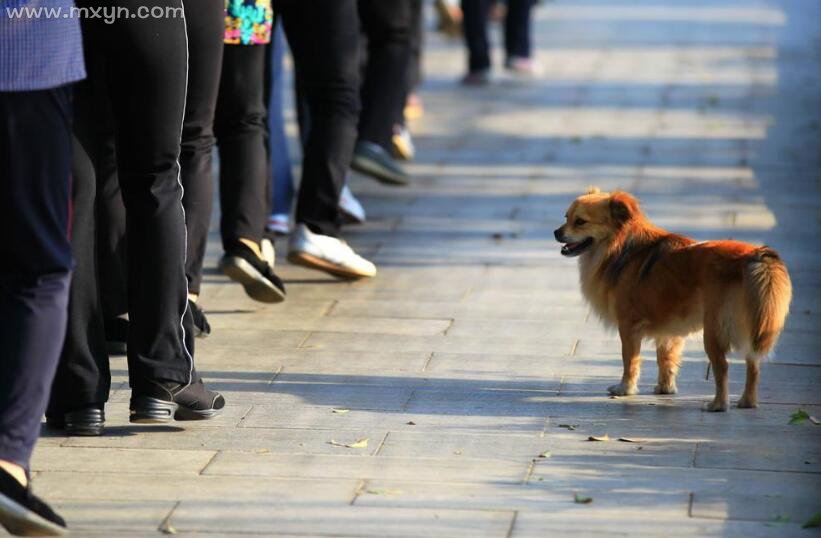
[609, 326, 641, 396]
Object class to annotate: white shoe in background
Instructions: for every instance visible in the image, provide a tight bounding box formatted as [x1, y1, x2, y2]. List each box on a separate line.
[266, 213, 290, 236]
[287, 224, 376, 279]
[339, 184, 366, 224]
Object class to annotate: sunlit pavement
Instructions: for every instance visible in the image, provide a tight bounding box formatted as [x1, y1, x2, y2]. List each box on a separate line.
[24, 1, 821, 536]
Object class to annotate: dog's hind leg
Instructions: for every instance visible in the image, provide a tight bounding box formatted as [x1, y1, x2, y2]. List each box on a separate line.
[609, 326, 642, 396]
[737, 355, 761, 408]
[654, 337, 684, 395]
[704, 328, 730, 412]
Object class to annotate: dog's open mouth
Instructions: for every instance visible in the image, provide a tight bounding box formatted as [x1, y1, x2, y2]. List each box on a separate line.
[560, 237, 593, 257]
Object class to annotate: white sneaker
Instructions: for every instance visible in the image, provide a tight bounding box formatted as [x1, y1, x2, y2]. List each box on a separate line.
[266, 213, 290, 236]
[339, 184, 366, 224]
[287, 224, 376, 279]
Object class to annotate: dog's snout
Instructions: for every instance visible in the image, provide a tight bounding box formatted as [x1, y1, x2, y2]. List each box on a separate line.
[554, 227, 565, 242]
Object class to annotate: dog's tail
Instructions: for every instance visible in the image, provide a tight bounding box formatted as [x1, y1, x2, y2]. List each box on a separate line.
[743, 247, 792, 355]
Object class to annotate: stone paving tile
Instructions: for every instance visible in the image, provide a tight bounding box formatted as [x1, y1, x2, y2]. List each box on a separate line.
[169, 504, 513, 537]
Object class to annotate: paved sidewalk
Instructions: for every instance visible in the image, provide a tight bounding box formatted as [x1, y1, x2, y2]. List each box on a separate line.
[21, 1, 821, 536]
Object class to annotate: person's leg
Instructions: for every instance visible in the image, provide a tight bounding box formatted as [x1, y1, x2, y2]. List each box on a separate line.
[504, 0, 535, 63]
[181, 0, 224, 302]
[215, 45, 269, 252]
[0, 86, 73, 478]
[215, 43, 287, 303]
[461, 0, 492, 73]
[281, 0, 360, 238]
[268, 20, 296, 222]
[46, 33, 111, 435]
[357, 0, 413, 151]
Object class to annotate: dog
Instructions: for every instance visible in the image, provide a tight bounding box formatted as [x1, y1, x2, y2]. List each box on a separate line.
[554, 188, 792, 411]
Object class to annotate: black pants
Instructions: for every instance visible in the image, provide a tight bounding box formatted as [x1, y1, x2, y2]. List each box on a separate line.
[462, 0, 536, 73]
[49, 0, 193, 414]
[181, 0, 225, 296]
[281, 0, 360, 238]
[213, 44, 269, 254]
[358, 0, 414, 150]
[0, 87, 73, 467]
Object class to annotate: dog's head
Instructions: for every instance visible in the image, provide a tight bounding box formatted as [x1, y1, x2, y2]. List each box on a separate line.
[554, 187, 641, 257]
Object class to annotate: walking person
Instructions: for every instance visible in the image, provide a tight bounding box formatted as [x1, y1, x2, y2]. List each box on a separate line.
[461, 0, 538, 84]
[47, 0, 225, 436]
[280, 0, 377, 279]
[0, 2, 84, 533]
[210, 0, 287, 303]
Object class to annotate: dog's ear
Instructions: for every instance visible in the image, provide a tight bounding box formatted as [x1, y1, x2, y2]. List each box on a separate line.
[585, 186, 601, 195]
[609, 191, 639, 225]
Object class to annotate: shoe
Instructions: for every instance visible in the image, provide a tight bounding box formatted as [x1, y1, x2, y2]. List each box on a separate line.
[130, 373, 225, 423]
[105, 316, 128, 355]
[260, 237, 276, 270]
[351, 141, 410, 186]
[391, 125, 415, 161]
[505, 56, 539, 77]
[288, 224, 376, 279]
[46, 406, 105, 437]
[461, 70, 490, 86]
[219, 240, 286, 303]
[266, 213, 290, 236]
[188, 300, 211, 338]
[339, 184, 366, 224]
[0, 467, 67, 536]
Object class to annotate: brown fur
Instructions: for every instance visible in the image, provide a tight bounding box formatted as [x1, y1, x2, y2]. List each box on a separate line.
[555, 189, 792, 411]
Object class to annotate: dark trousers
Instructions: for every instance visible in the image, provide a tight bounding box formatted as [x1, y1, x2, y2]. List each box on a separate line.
[462, 0, 536, 72]
[281, 0, 361, 238]
[268, 21, 296, 218]
[49, 0, 193, 414]
[358, 0, 414, 150]
[213, 44, 269, 253]
[181, 0, 225, 296]
[0, 87, 73, 467]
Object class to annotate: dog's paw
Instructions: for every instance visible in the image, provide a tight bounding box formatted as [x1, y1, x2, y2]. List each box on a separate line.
[654, 383, 677, 395]
[703, 398, 729, 412]
[607, 383, 638, 396]
[737, 396, 758, 409]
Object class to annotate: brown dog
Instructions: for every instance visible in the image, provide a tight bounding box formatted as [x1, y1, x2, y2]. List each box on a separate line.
[555, 188, 792, 411]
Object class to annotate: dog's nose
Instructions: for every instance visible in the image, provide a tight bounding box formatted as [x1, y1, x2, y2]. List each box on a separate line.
[554, 227, 564, 241]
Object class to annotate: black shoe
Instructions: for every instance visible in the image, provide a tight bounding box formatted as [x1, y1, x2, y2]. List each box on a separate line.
[188, 300, 211, 338]
[351, 141, 410, 186]
[218, 241, 286, 303]
[105, 316, 128, 355]
[0, 467, 67, 536]
[45, 406, 105, 437]
[130, 373, 225, 423]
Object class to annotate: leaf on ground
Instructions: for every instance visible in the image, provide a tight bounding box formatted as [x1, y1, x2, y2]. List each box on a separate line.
[618, 437, 644, 443]
[809, 415, 820, 425]
[159, 521, 177, 535]
[537, 451, 551, 458]
[366, 488, 402, 496]
[255, 448, 270, 454]
[574, 493, 593, 504]
[587, 434, 610, 442]
[803, 512, 821, 528]
[331, 408, 350, 414]
[328, 438, 369, 449]
[406, 421, 416, 426]
[789, 409, 810, 425]
[558, 424, 578, 430]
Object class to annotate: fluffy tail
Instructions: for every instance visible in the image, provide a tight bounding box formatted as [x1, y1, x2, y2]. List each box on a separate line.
[744, 247, 792, 355]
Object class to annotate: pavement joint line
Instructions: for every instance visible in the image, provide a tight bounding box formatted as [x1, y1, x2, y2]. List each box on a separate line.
[296, 331, 313, 349]
[687, 492, 695, 518]
[349, 478, 368, 506]
[157, 500, 180, 534]
[505, 510, 519, 538]
[373, 432, 390, 457]
[569, 339, 580, 356]
[442, 319, 455, 336]
[198, 451, 220, 475]
[420, 352, 435, 372]
[267, 365, 284, 385]
[322, 299, 339, 317]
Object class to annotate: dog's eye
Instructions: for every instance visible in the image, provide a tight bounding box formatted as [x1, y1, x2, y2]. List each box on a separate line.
[574, 218, 587, 226]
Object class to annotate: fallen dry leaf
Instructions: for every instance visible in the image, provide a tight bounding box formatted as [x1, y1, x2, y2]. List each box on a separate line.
[537, 451, 551, 459]
[406, 421, 416, 426]
[328, 438, 369, 449]
[558, 424, 578, 430]
[587, 434, 610, 442]
[159, 521, 177, 535]
[618, 437, 644, 443]
[332, 408, 350, 414]
[809, 415, 820, 425]
[574, 493, 593, 504]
